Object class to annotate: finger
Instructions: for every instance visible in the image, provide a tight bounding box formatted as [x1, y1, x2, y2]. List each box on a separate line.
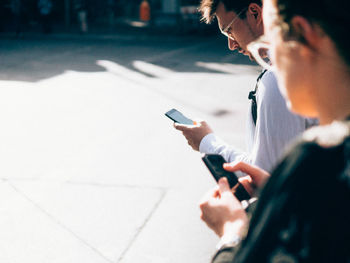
[213, 187, 221, 198]
[174, 123, 191, 131]
[218, 177, 232, 195]
[238, 177, 255, 196]
[231, 183, 240, 193]
[223, 162, 269, 185]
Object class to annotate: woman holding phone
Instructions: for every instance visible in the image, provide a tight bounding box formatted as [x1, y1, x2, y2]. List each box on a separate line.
[198, 0, 350, 261]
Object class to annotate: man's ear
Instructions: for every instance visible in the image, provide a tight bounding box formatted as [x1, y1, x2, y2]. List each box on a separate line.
[290, 16, 323, 51]
[247, 3, 262, 23]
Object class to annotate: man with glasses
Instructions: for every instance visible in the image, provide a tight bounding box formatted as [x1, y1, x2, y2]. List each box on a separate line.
[174, 0, 317, 174]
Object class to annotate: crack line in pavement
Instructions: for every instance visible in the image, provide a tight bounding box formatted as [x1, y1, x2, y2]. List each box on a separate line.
[65, 180, 168, 192]
[1, 178, 169, 192]
[6, 181, 115, 263]
[117, 189, 167, 263]
[1, 177, 40, 182]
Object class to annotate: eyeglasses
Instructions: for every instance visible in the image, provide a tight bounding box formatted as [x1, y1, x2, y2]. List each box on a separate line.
[220, 8, 247, 40]
[247, 35, 274, 71]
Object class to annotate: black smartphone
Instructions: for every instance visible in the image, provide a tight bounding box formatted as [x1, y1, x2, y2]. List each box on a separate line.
[202, 154, 250, 201]
[165, 108, 194, 125]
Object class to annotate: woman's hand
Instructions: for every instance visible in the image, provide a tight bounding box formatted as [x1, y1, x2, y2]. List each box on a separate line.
[224, 161, 270, 197]
[199, 177, 248, 238]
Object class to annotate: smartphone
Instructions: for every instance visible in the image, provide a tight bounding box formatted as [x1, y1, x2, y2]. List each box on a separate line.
[202, 154, 250, 201]
[165, 108, 194, 125]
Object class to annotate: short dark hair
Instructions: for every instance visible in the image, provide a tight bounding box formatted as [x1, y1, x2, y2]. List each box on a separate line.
[199, 0, 262, 24]
[276, 0, 350, 66]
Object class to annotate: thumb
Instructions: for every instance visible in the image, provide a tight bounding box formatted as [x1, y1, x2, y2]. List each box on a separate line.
[238, 176, 254, 196]
[218, 177, 231, 195]
[223, 162, 269, 187]
[174, 122, 189, 131]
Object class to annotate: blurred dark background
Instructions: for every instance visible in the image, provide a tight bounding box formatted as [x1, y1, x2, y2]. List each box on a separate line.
[0, 0, 217, 35]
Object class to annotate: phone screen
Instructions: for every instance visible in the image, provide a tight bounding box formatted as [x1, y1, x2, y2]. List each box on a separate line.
[202, 154, 239, 186]
[165, 109, 194, 125]
[202, 154, 250, 201]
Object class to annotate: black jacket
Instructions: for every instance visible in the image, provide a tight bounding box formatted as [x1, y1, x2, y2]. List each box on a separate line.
[213, 120, 350, 263]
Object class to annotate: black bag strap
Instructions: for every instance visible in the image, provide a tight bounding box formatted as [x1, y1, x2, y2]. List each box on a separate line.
[248, 69, 267, 125]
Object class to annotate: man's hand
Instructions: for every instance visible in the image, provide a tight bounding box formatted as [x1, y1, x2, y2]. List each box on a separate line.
[199, 177, 248, 238]
[174, 121, 213, 151]
[223, 162, 270, 197]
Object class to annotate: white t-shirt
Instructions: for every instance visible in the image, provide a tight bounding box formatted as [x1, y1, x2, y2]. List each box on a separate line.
[199, 70, 317, 173]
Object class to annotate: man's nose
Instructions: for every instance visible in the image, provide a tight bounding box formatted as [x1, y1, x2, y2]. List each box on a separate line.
[228, 38, 237, 51]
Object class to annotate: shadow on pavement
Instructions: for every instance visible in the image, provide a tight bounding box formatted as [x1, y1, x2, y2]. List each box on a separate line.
[0, 34, 259, 83]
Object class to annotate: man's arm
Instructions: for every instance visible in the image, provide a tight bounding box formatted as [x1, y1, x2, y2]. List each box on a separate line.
[199, 133, 251, 164]
[174, 121, 252, 165]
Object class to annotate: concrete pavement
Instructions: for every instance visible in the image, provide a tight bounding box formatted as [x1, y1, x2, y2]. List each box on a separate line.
[0, 35, 260, 262]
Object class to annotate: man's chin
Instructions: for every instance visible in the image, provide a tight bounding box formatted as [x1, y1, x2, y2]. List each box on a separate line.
[241, 50, 254, 61]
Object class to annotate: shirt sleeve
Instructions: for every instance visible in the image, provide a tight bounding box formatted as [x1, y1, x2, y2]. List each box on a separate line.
[199, 133, 251, 164]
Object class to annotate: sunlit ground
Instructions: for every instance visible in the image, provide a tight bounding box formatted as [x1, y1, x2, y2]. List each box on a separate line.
[0, 37, 260, 262]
